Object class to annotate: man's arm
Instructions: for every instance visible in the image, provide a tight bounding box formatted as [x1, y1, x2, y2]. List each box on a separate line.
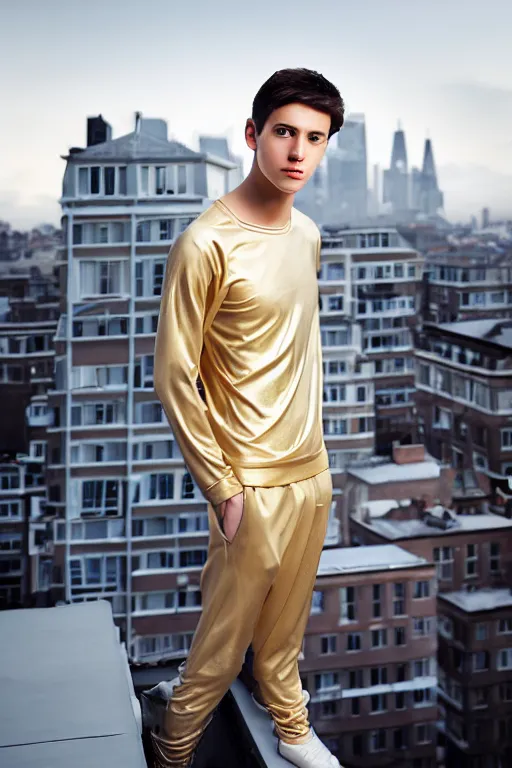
[153, 230, 243, 507]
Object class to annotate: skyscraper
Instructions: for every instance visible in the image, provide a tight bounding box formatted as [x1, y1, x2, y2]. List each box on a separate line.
[383, 123, 409, 212]
[411, 138, 443, 216]
[326, 114, 368, 223]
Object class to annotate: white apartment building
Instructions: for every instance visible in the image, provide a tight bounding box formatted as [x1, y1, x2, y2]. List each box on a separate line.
[319, 227, 423, 456]
[46, 114, 242, 659]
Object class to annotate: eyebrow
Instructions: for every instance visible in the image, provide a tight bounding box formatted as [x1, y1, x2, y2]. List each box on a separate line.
[272, 122, 328, 138]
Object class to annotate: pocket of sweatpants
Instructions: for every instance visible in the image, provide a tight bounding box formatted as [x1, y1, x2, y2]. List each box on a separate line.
[212, 486, 246, 545]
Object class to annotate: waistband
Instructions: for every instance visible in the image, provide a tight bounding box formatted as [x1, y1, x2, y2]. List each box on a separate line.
[233, 446, 329, 488]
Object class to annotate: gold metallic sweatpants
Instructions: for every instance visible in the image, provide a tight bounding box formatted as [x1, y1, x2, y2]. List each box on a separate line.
[153, 468, 333, 766]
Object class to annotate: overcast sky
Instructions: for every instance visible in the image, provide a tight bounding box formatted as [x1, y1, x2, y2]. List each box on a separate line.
[1, 0, 511, 228]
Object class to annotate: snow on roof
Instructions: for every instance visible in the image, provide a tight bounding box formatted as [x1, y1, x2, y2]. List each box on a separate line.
[440, 588, 512, 613]
[349, 461, 440, 484]
[363, 499, 412, 518]
[317, 544, 428, 576]
[358, 513, 512, 541]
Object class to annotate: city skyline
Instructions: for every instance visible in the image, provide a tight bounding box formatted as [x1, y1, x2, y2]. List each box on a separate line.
[1, 0, 511, 228]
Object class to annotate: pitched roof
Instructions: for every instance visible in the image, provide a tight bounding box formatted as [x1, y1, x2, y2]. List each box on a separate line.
[67, 131, 201, 162]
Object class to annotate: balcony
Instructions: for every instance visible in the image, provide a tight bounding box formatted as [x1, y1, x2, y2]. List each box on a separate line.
[26, 404, 53, 427]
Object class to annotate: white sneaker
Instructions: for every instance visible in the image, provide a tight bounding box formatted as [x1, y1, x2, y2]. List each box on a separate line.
[251, 688, 310, 713]
[278, 728, 341, 767]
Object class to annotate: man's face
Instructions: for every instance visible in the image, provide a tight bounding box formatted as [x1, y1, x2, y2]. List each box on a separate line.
[250, 102, 331, 194]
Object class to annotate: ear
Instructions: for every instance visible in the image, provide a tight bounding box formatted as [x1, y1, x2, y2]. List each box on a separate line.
[245, 118, 258, 151]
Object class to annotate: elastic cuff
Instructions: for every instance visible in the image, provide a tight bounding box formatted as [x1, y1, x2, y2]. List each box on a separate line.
[205, 474, 243, 507]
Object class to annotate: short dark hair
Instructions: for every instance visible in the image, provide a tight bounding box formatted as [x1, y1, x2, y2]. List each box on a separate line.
[252, 68, 344, 139]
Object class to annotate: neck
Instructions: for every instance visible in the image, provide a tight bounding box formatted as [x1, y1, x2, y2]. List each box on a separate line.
[225, 158, 294, 228]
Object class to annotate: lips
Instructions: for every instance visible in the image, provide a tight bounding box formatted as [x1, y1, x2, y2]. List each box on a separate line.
[282, 169, 304, 178]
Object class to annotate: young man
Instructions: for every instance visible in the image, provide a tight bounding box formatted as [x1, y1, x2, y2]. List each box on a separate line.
[151, 68, 345, 768]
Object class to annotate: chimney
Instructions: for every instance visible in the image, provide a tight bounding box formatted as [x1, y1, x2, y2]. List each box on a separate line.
[392, 442, 426, 465]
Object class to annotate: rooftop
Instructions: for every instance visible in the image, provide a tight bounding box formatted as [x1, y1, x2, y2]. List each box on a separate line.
[436, 319, 512, 351]
[355, 513, 512, 541]
[362, 499, 412, 518]
[440, 588, 512, 613]
[317, 544, 428, 575]
[0, 600, 145, 768]
[0, 600, 291, 767]
[348, 459, 440, 485]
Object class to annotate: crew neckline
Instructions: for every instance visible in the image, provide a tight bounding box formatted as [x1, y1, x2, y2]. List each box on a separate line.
[214, 199, 293, 235]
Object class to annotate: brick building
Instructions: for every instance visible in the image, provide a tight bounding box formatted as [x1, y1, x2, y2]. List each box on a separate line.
[303, 544, 438, 767]
[415, 319, 512, 515]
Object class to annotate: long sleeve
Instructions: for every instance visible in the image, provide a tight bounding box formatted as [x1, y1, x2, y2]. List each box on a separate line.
[153, 230, 243, 507]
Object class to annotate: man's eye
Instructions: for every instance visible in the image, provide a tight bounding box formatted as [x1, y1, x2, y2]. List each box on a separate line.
[276, 127, 290, 136]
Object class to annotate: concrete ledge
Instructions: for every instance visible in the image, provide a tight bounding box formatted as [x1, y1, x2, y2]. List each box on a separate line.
[0, 601, 146, 768]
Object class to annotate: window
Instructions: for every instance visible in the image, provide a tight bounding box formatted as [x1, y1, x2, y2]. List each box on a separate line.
[323, 418, 347, 435]
[395, 692, 405, 709]
[369, 729, 386, 752]
[321, 328, 349, 347]
[72, 401, 125, 427]
[69, 555, 124, 589]
[177, 165, 187, 194]
[179, 549, 207, 569]
[347, 633, 361, 651]
[134, 355, 154, 389]
[135, 402, 164, 425]
[349, 669, 363, 688]
[323, 360, 346, 376]
[81, 479, 119, 514]
[340, 586, 357, 623]
[79, 259, 130, 298]
[77, 166, 126, 196]
[395, 626, 406, 646]
[413, 688, 433, 707]
[0, 501, 22, 520]
[315, 672, 339, 692]
[372, 584, 382, 618]
[326, 263, 345, 280]
[497, 648, 512, 670]
[320, 700, 338, 718]
[320, 635, 337, 655]
[311, 590, 324, 614]
[351, 698, 360, 716]
[465, 543, 478, 577]
[490, 542, 500, 573]
[148, 473, 174, 501]
[413, 580, 430, 598]
[415, 724, 431, 744]
[473, 650, 489, 671]
[433, 547, 454, 581]
[414, 658, 432, 677]
[323, 384, 346, 403]
[393, 582, 406, 615]
[159, 219, 174, 241]
[147, 551, 174, 569]
[134, 258, 166, 297]
[370, 666, 387, 686]
[155, 166, 166, 194]
[371, 629, 387, 648]
[356, 385, 366, 403]
[327, 295, 344, 312]
[498, 618, 512, 634]
[370, 694, 387, 713]
[413, 617, 434, 637]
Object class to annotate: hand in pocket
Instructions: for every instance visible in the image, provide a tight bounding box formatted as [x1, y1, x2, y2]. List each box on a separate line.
[215, 491, 244, 542]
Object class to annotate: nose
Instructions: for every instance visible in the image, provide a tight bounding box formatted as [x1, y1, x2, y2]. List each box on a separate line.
[288, 136, 306, 162]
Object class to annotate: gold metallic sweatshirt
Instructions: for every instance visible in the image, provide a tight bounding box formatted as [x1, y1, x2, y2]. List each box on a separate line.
[153, 199, 328, 507]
